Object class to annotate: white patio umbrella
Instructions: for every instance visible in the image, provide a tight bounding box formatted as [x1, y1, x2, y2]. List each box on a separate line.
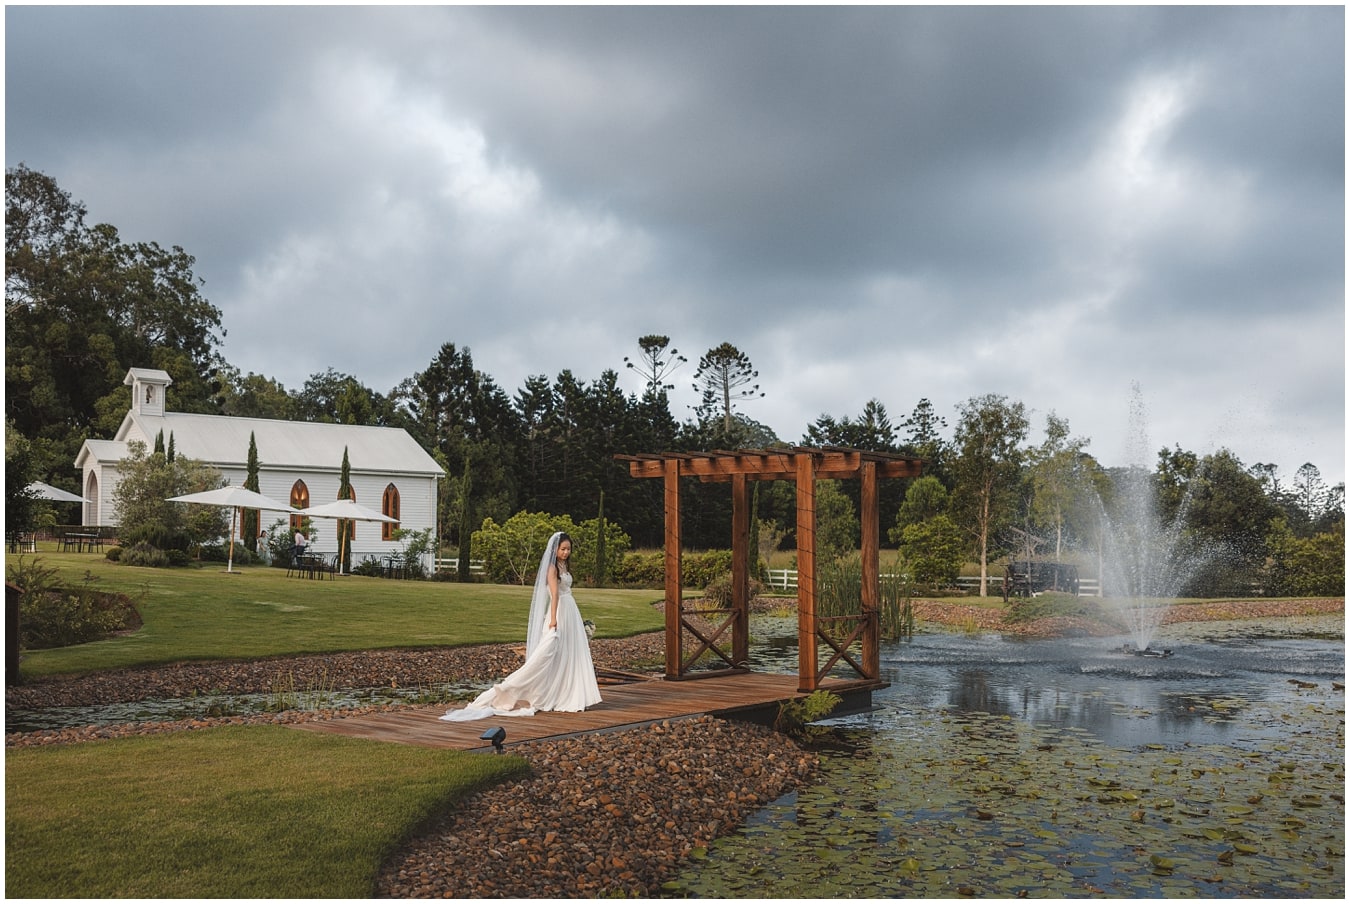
[167, 486, 295, 573]
[297, 498, 400, 575]
[27, 481, 90, 504]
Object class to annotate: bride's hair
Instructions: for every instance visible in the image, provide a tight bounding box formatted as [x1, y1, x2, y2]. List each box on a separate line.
[554, 532, 572, 575]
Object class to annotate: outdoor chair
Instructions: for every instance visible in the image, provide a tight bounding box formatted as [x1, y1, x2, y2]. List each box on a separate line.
[286, 546, 319, 579]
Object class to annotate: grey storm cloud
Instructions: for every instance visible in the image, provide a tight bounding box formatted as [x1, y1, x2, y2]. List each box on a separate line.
[5, 4, 1343, 484]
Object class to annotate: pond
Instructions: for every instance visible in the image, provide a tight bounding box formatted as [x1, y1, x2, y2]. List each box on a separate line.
[666, 615, 1345, 898]
[5, 679, 482, 733]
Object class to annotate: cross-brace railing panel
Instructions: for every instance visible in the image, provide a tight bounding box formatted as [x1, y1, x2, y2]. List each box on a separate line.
[813, 613, 877, 684]
[677, 606, 747, 675]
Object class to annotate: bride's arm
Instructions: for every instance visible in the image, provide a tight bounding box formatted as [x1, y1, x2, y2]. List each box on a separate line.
[547, 564, 559, 629]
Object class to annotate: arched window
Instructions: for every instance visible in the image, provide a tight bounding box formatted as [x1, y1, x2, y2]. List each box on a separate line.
[290, 480, 309, 531]
[382, 484, 401, 541]
[85, 472, 99, 526]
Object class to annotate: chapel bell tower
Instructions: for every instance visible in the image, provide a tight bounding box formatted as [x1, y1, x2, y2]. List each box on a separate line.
[125, 367, 173, 417]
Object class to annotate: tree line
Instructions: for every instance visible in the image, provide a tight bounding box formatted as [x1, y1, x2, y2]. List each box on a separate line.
[6, 165, 1344, 595]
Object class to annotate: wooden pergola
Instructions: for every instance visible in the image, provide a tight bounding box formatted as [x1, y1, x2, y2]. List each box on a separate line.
[617, 446, 923, 692]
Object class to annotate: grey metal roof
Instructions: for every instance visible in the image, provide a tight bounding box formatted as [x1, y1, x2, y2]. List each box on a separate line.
[116, 412, 443, 476]
[76, 438, 132, 468]
[123, 367, 173, 386]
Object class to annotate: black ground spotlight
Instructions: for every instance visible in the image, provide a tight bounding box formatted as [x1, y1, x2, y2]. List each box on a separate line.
[480, 726, 506, 754]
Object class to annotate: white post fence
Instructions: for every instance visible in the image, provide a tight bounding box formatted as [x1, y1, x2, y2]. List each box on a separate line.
[434, 557, 486, 576]
[765, 568, 1100, 596]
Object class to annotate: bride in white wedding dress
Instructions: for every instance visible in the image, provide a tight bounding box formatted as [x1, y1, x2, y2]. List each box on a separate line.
[440, 531, 601, 721]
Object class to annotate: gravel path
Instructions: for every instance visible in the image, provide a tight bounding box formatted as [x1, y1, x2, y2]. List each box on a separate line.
[374, 716, 817, 898]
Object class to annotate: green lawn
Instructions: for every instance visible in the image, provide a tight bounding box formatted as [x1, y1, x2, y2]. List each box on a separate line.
[13, 548, 666, 678]
[6, 550, 653, 897]
[5, 725, 528, 898]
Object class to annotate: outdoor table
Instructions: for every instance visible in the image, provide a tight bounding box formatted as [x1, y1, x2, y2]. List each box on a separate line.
[290, 553, 325, 579]
[62, 532, 100, 553]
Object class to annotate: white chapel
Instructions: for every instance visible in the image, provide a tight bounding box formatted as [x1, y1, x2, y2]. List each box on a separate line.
[75, 368, 444, 568]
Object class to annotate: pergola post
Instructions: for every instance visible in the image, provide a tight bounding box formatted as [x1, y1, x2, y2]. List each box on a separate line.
[663, 458, 682, 680]
[796, 452, 818, 692]
[860, 460, 880, 680]
[731, 473, 751, 668]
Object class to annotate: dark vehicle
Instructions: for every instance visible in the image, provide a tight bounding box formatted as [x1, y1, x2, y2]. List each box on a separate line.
[1002, 561, 1080, 601]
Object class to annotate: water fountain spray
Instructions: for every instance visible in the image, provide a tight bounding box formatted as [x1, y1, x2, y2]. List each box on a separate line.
[1093, 385, 1213, 654]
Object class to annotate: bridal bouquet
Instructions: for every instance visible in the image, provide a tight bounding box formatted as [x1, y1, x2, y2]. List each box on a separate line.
[583, 619, 596, 639]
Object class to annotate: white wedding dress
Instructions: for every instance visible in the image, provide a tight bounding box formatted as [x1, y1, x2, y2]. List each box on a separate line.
[440, 569, 601, 721]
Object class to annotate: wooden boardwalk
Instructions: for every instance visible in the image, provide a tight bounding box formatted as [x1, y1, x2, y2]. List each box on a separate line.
[290, 672, 880, 752]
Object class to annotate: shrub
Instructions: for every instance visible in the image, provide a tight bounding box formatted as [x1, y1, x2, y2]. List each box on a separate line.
[682, 550, 734, 589]
[898, 515, 965, 587]
[473, 512, 631, 586]
[200, 544, 255, 566]
[474, 512, 570, 584]
[263, 518, 294, 567]
[391, 528, 435, 580]
[6, 556, 140, 649]
[104, 546, 123, 562]
[703, 573, 765, 608]
[608, 549, 738, 589]
[352, 556, 384, 577]
[119, 522, 191, 553]
[611, 551, 665, 586]
[122, 542, 171, 568]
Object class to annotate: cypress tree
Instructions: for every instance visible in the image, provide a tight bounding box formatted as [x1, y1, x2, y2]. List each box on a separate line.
[338, 447, 353, 572]
[243, 432, 260, 553]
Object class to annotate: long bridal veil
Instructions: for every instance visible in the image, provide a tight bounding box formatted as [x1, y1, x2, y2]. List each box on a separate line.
[524, 531, 564, 657]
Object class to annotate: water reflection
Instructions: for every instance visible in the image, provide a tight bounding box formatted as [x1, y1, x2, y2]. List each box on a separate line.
[846, 619, 1344, 749]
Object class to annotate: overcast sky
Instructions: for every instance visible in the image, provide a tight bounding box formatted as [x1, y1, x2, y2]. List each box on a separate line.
[6, 5, 1344, 485]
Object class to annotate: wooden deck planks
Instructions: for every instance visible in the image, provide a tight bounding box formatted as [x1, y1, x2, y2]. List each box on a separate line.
[289, 672, 876, 752]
